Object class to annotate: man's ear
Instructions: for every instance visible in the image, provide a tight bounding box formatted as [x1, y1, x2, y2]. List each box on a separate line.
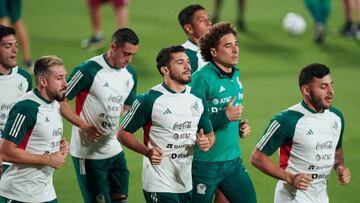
[301, 84, 310, 96]
[160, 66, 169, 76]
[184, 24, 193, 35]
[210, 48, 217, 57]
[39, 75, 47, 87]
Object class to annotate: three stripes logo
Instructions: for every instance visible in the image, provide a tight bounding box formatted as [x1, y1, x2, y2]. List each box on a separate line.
[103, 82, 109, 87]
[256, 120, 280, 150]
[219, 85, 226, 93]
[66, 70, 84, 97]
[163, 108, 172, 115]
[9, 113, 26, 138]
[306, 129, 314, 135]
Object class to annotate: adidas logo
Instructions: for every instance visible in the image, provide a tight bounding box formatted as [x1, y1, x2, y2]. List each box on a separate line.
[45, 117, 50, 122]
[219, 86, 226, 93]
[306, 129, 314, 135]
[103, 82, 109, 87]
[163, 108, 172, 114]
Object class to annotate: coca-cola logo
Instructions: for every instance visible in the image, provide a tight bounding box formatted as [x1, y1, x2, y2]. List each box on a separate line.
[1, 102, 15, 111]
[173, 121, 192, 130]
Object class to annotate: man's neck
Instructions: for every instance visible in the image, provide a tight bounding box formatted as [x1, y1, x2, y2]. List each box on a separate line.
[164, 78, 186, 93]
[213, 61, 233, 73]
[0, 65, 12, 75]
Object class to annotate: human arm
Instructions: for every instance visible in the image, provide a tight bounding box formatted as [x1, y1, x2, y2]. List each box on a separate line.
[239, 119, 251, 138]
[196, 129, 215, 152]
[59, 99, 103, 142]
[251, 148, 311, 190]
[0, 138, 67, 169]
[334, 148, 351, 185]
[117, 128, 163, 165]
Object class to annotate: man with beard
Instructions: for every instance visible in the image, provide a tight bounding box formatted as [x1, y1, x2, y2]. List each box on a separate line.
[178, 4, 212, 73]
[0, 25, 32, 174]
[0, 55, 69, 203]
[251, 63, 351, 203]
[190, 22, 257, 203]
[60, 28, 139, 203]
[117, 45, 215, 203]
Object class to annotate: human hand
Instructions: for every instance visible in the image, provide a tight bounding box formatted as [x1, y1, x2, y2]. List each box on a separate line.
[336, 165, 351, 185]
[60, 138, 70, 155]
[290, 173, 312, 190]
[225, 97, 243, 121]
[80, 122, 104, 142]
[145, 147, 163, 165]
[239, 119, 251, 139]
[196, 129, 212, 152]
[47, 151, 67, 169]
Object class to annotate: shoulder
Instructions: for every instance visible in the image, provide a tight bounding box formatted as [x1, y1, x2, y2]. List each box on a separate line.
[272, 107, 304, 125]
[12, 98, 40, 116]
[125, 65, 137, 78]
[329, 106, 344, 119]
[16, 67, 32, 81]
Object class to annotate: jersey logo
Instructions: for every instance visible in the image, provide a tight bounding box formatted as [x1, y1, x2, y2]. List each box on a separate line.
[103, 82, 109, 87]
[196, 183, 206, 195]
[219, 85, 226, 93]
[306, 129, 314, 135]
[45, 117, 50, 122]
[17, 83, 24, 92]
[163, 108, 172, 115]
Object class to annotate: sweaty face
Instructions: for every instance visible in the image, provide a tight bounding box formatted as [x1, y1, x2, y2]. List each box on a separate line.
[112, 42, 138, 69]
[168, 52, 192, 85]
[0, 35, 17, 70]
[306, 75, 334, 111]
[212, 33, 239, 70]
[45, 65, 68, 102]
[190, 9, 212, 39]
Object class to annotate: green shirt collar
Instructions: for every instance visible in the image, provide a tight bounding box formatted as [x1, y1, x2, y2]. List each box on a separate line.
[34, 88, 52, 104]
[209, 61, 237, 78]
[301, 100, 325, 113]
[0, 67, 13, 76]
[161, 82, 186, 94]
[103, 54, 119, 70]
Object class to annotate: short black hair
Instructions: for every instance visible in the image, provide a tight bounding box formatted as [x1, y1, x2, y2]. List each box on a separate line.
[111, 28, 139, 47]
[0, 25, 16, 41]
[298, 63, 330, 86]
[156, 45, 185, 76]
[178, 4, 205, 28]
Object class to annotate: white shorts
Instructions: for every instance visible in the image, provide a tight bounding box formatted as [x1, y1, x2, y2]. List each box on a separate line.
[274, 181, 329, 203]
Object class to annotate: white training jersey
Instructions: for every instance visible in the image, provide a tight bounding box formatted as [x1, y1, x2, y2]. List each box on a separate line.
[256, 101, 344, 202]
[66, 54, 137, 159]
[0, 66, 32, 135]
[182, 40, 207, 73]
[0, 89, 63, 202]
[121, 83, 212, 193]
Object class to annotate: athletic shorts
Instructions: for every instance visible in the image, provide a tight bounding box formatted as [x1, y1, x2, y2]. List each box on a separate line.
[143, 190, 192, 203]
[192, 158, 257, 203]
[87, 0, 129, 8]
[0, 0, 22, 22]
[72, 151, 129, 203]
[274, 181, 329, 203]
[0, 196, 57, 203]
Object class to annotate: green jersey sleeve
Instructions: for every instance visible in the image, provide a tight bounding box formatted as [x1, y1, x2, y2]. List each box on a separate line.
[121, 90, 161, 133]
[2, 99, 39, 145]
[66, 61, 101, 100]
[18, 68, 33, 92]
[330, 107, 345, 149]
[192, 90, 213, 134]
[256, 110, 303, 156]
[124, 65, 137, 106]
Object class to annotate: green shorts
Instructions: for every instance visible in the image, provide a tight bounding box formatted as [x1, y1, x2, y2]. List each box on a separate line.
[0, 196, 57, 203]
[0, 0, 22, 22]
[192, 158, 257, 203]
[72, 151, 129, 203]
[143, 190, 192, 203]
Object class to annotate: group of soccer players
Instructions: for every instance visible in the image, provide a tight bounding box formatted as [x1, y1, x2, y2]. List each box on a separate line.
[0, 3, 352, 203]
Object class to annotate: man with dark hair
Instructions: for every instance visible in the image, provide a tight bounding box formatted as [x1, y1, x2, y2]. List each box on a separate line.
[117, 45, 215, 203]
[190, 22, 257, 203]
[251, 63, 351, 203]
[178, 4, 212, 73]
[60, 28, 139, 203]
[0, 55, 69, 202]
[0, 24, 32, 174]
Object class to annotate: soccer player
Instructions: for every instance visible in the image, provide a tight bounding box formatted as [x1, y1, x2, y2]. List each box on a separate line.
[211, 0, 247, 32]
[60, 28, 139, 203]
[81, 0, 130, 50]
[0, 25, 32, 173]
[190, 22, 257, 203]
[0, 0, 33, 69]
[178, 4, 212, 73]
[117, 45, 215, 203]
[251, 63, 351, 203]
[304, 0, 330, 43]
[0, 55, 69, 202]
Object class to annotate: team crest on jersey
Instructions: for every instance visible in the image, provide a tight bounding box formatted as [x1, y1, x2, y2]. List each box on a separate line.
[191, 101, 201, 116]
[332, 121, 338, 130]
[196, 183, 206, 194]
[17, 83, 24, 92]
